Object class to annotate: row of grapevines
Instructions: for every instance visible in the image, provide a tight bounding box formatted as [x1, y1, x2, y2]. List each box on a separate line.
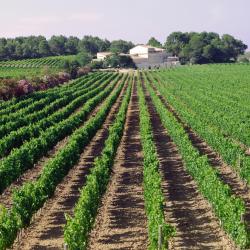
[153, 70, 250, 147]
[0, 74, 117, 158]
[0, 55, 75, 68]
[64, 75, 132, 250]
[0, 74, 123, 193]
[142, 72, 249, 248]
[0, 72, 102, 114]
[147, 71, 250, 186]
[170, 65, 250, 107]
[0, 73, 110, 138]
[0, 73, 126, 249]
[137, 74, 175, 250]
[0, 73, 108, 125]
[0, 72, 101, 116]
[0, 73, 109, 138]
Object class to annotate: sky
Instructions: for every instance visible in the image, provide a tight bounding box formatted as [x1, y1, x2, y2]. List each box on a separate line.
[0, 0, 249, 48]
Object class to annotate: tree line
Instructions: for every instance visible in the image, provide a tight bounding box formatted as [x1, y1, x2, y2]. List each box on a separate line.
[0, 32, 247, 64]
[147, 32, 247, 64]
[0, 35, 134, 61]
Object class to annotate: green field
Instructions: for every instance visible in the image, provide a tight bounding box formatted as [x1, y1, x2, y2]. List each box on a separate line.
[0, 67, 59, 79]
[0, 55, 76, 79]
[0, 55, 76, 69]
[0, 65, 250, 249]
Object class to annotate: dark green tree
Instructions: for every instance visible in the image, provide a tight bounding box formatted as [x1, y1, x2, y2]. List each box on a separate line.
[38, 40, 51, 57]
[48, 35, 67, 55]
[147, 37, 162, 48]
[164, 32, 189, 56]
[165, 31, 247, 64]
[76, 51, 92, 66]
[104, 54, 135, 68]
[110, 40, 134, 54]
[65, 36, 80, 55]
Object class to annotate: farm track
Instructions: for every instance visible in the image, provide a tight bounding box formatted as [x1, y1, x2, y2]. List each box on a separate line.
[150, 81, 250, 232]
[12, 80, 128, 249]
[142, 84, 234, 249]
[88, 82, 148, 250]
[0, 79, 121, 209]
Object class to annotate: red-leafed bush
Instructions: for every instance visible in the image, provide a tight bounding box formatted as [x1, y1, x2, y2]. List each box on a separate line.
[58, 72, 71, 83]
[15, 80, 34, 97]
[0, 71, 79, 101]
[77, 66, 91, 77]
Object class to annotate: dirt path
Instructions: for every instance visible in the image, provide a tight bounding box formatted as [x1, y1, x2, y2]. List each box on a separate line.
[12, 81, 127, 250]
[150, 80, 250, 233]
[0, 81, 120, 209]
[143, 87, 234, 249]
[88, 82, 148, 250]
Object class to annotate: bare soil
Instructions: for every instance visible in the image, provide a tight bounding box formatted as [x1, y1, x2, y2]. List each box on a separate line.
[142, 83, 234, 249]
[12, 80, 127, 250]
[88, 82, 149, 250]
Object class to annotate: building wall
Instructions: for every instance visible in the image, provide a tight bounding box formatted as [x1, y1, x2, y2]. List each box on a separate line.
[97, 52, 112, 60]
[148, 52, 167, 64]
[129, 46, 149, 56]
[135, 61, 180, 69]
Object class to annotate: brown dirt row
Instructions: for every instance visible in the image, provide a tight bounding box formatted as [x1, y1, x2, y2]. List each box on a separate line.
[0, 79, 122, 210]
[88, 81, 148, 250]
[141, 80, 234, 249]
[11, 79, 128, 250]
[149, 79, 250, 232]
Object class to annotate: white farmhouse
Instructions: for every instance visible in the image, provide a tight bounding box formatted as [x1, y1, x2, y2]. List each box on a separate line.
[96, 52, 112, 61]
[95, 45, 180, 69]
[129, 45, 179, 69]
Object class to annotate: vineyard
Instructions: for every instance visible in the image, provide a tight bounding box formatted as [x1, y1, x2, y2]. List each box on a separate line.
[0, 55, 76, 69]
[0, 64, 249, 249]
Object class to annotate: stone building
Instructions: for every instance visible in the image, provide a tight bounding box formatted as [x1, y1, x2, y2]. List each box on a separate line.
[129, 45, 179, 69]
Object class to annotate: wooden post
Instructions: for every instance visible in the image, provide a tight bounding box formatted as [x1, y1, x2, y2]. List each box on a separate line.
[64, 243, 68, 250]
[158, 224, 163, 250]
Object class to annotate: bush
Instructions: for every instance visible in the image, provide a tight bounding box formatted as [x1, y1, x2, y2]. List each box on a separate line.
[0, 72, 75, 100]
[89, 60, 104, 69]
[104, 54, 136, 68]
[76, 67, 91, 77]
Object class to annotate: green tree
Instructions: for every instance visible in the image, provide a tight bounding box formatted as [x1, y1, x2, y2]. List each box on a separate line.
[48, 35, 67, 55]
[104, 54, 135, 68]
[221, 34, 247, 61]
[110, 40, 134, 54]
[65, 36, 80, 55]
[38, 40, 51, 57]
[76, 51, 92, 66]
[165, 31, 247, 64]
[164, 32, 189, 56]
[15, 44, 23, 59]
[147, 37, 162, 48]
[78, 36, 99, 55]
[62, 59, 80, 78]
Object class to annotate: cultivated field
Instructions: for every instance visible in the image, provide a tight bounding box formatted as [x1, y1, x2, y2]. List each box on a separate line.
[0, 55, 75, 69]
[0, 55, 75, 79]
[0, 64, 249, 249]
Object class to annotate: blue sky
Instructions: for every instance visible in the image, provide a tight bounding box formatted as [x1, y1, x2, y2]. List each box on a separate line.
[1, 0, 249, 48]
